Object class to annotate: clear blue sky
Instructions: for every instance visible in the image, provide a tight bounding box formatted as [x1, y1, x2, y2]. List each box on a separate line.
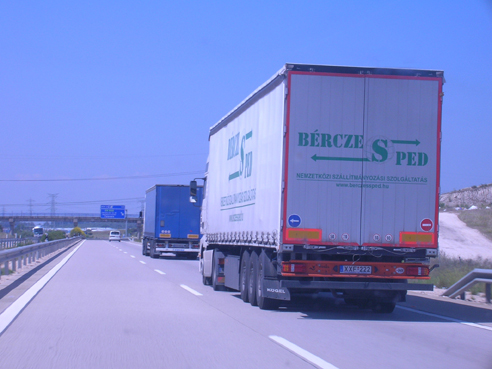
[1, 1, 491, 215]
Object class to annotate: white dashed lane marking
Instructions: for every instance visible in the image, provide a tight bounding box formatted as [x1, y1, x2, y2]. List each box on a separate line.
[269, 335, 339, 369]
[180, 285, 202, 296]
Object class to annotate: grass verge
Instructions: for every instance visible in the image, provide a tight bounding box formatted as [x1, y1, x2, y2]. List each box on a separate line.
[423, 252, 492, 294]
[457, 208, 492, 241]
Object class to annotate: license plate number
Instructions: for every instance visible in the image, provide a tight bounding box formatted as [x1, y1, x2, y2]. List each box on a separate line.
[340, 265, 372, 274]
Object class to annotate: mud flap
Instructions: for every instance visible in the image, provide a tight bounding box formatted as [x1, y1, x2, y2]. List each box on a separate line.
[262, 279, 291, 301]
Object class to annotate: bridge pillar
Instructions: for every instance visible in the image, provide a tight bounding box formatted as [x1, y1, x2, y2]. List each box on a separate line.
[8, 219, 15, 236]
[137, 220, 143, 239]
[73, 219, 78, 228]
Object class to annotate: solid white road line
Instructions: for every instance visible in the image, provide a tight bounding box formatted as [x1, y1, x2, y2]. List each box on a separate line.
[139, 261, 146, 264]
[269, 335, 339, 369]
[0, 241, 84, 335]
[180, 284, 203, 296]
[154, 269, 166, 275]
[397, 305, 492, 332]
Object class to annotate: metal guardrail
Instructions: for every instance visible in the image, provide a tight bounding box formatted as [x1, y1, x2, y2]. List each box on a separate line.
[442, 268, 492, 303]
[0, 237, 82, 278]
[0, 237, 41, 250]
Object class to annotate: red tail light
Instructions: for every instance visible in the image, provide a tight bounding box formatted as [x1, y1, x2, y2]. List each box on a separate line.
[282, 263, 307, 273]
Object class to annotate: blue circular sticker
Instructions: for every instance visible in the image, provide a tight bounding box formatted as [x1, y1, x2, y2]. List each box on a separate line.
[288, 214, 301, 228]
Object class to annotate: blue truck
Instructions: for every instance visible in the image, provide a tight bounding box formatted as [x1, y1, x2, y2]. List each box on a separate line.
[142, 184, 202, 259]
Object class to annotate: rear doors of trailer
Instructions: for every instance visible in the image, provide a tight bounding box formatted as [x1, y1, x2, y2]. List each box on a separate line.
[283, 71, 442, 249]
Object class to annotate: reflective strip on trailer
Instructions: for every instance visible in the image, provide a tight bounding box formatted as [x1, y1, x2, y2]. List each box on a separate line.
[399, 232, 435, 245]
[285, 228, 322, 242]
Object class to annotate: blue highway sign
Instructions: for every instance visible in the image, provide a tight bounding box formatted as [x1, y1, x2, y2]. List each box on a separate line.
[100, 205, 126, 219]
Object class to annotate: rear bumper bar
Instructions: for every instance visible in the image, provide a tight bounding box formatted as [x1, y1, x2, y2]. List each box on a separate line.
[281, 280, 433, 291]
[262, 278, 433, 301]
[156, 248, 198, 252]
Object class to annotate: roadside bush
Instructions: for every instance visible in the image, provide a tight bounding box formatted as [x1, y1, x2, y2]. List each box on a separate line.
[70, 227, 86, 237]
[47, 230, 66, 241]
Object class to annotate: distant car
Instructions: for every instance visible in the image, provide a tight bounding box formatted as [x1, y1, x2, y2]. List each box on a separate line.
[109, 231, 121, 242]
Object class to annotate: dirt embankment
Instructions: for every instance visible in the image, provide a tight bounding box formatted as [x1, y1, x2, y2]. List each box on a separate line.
[440, 184, 492, 208]
[439, 212, 492, 260]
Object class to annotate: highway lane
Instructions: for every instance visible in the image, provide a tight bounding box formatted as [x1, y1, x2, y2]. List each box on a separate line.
[0, 240, 313, 369]
[0, 240, 491, 369]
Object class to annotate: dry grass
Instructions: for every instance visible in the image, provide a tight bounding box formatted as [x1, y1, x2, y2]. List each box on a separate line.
[457, 208, 492, 242]
[425, 252, 492, 294]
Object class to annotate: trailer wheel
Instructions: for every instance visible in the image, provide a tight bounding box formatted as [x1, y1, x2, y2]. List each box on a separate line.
[372, 302, 396, 314]
[256, 251, 279, 310]
[248, 252, 258, 306]
[239, 250, 250, 302]
[149, 242, 158, 259]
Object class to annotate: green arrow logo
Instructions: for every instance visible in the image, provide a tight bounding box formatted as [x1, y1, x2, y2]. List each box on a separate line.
[311, 154, 370, 162]
[391, 139, 420, 146]
[229, 171, 240, 180]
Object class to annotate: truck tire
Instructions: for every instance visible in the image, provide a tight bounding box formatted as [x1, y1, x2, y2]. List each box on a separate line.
[150, 242, 158, 259]
[202, 273, 212, 286]
[372, 302, 396, 314]
[256, 251, 279, 310]
[240, 250, 250, 302]
[248, 252, 258, 306]
[142, 240, 148, 256]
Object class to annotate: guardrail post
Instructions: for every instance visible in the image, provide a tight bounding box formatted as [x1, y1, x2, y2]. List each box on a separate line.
[3, 262, 8, 276]
[486, 283, 491, 304]
[12, 259, 16, 272]
[460, 292, 465, 300]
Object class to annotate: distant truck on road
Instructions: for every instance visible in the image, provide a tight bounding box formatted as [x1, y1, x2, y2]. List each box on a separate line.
[143, 185, 202, 259]
[191, 63, 444, 312]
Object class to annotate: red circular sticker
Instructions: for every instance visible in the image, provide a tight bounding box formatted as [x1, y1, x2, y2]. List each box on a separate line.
[420, 218, 434, 232]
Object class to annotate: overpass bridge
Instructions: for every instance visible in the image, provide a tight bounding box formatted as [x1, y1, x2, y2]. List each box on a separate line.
[0, 214, 143, 235]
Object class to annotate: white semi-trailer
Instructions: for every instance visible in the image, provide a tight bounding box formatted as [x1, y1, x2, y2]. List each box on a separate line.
[191, 63, 444, 312]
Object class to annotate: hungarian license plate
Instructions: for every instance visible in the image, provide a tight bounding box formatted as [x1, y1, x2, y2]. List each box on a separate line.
[340, 265, 372, 274]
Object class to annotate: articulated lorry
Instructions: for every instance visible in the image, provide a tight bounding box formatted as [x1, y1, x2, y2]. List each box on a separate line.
[191, 63, 444, 312]
[143, 185, 202, 259]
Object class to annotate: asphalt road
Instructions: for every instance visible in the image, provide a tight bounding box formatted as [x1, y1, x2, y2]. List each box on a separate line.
[0, 240, 491, 369]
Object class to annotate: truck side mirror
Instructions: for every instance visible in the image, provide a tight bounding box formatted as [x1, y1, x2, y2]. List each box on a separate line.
[190, 180, 197, 197]
[190, 180, 198, 202]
